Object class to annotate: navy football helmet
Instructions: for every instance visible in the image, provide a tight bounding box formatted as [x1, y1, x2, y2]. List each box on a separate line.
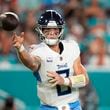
[36, 10, 65, 45]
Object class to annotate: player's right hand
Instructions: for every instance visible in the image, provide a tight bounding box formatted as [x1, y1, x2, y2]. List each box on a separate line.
[12, 32, 24, 50]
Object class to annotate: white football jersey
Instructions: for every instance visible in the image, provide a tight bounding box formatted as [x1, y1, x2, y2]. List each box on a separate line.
[30, 40, 80, 106]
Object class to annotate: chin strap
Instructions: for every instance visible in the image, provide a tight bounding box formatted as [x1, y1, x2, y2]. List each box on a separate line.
[45, 38, 59, 45]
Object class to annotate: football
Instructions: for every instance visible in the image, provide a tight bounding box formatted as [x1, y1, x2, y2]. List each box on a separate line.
[0, 12, 19, 31]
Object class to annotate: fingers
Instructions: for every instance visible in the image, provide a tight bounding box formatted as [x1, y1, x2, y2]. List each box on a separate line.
[48, 78, 59, 87]
[12, 32, 17, 39]
[12, 32, 24, 49]
[47, 71, 57, 87]
[12, 32, 18, 44]
[47, 71, 57, 78]
[21, 32, 24, 38]
[12, 32, 24, 38]
[47, 71, 63, 87]
[48, 78, 57, 83]
[51, 81, 58, 87]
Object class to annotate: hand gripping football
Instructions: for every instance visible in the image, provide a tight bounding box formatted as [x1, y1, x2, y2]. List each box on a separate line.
[0, 12, 19, 31]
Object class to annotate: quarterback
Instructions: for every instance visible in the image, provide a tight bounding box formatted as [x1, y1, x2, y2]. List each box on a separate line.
[12, 10, 89, 110]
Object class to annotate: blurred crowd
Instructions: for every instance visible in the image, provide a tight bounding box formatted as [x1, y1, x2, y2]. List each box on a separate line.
[1, 0, 110, 110]
[0, 97, 16, 110]
[0, 0, 110, 66]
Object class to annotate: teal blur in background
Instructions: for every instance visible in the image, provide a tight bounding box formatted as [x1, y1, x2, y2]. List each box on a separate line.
[0, 65, 110, 110]
[0, 65, 40, 110]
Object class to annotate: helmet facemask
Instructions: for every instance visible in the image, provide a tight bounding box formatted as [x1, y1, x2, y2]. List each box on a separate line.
[35, 10, 65, 45]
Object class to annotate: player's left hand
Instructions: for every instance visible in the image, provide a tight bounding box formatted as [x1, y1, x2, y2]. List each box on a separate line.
[47, 71, 64, 87]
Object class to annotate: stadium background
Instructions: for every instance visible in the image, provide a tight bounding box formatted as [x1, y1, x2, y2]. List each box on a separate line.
[0, 0, 110, 110]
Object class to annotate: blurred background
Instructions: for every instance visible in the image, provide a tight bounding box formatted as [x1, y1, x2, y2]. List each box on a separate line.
[0, 0, 110, 110]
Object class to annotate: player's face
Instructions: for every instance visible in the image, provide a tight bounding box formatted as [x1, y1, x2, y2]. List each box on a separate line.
[42, 28, 60, 39]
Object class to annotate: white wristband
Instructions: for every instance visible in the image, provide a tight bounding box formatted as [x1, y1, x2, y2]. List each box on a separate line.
[63, 77, 70, 86]
[18, 44, 25, 52]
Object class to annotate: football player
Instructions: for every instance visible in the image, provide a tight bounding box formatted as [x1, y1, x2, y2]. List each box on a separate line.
[12, 10, 89, 110]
